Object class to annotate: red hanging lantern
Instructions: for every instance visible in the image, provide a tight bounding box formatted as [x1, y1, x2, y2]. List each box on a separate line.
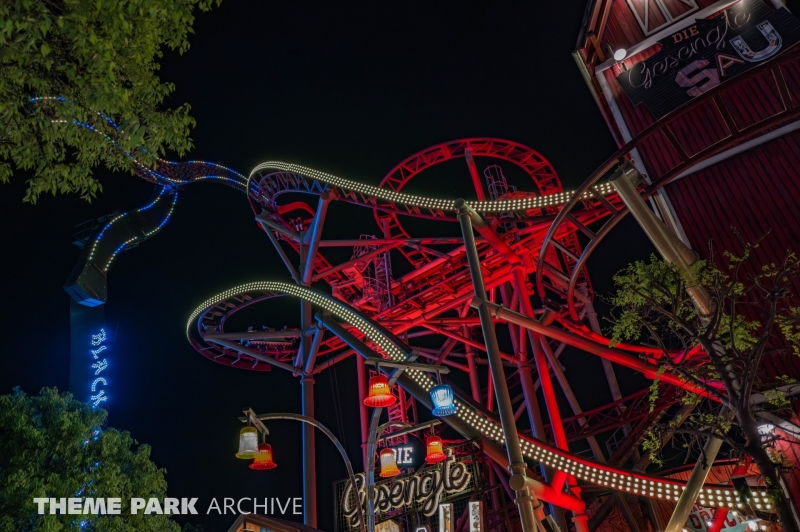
[425, 436, 447, 464]
[379, 448, 401, 477]
[363, 374, 397, 407]
[249, 443, 277, 470]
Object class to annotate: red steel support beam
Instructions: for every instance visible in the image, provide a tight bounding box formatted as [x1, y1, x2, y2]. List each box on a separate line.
[420, 322, 518, 364]
[476, 298, 721, 397]
[464, 148, 487, 202]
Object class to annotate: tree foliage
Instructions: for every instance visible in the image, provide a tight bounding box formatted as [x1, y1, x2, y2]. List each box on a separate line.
[606, 234, 800, 527]
[0, 387, 180, 532]
[0, 0, 220, 203]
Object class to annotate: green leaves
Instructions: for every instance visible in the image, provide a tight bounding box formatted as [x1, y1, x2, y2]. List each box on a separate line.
[778, 307, 800, 357]
[765, 388, 791, 409]
[606, 254, 698, 347]
[641, 430, 664, 467]
[0, 388, 181, 532]
[647, 367, 665, 412]
[607, 240, 800, 475]
[0, 0, 222, 203]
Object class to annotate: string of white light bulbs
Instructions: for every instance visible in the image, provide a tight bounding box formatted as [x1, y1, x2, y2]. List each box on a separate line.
[250, 162, 617, 214]
[37, 97, 612, 215]
[45, 103, 767, 509]
[187, 281, 769, 510]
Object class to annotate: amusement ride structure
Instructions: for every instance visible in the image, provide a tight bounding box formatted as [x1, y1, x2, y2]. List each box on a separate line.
[48, 4, 800, 528]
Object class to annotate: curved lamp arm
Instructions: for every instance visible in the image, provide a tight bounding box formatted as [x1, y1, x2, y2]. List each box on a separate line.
[243, 411, 366, 532]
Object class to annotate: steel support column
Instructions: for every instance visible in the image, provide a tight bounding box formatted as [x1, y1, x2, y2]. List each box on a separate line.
[464, 148, 487, 202]
[259, 219, 301, 283]
[506, 282, 561, 526]
[301, 191, 333, 285]
[581, 288, 639, 461]
[521, 279, 571, 509]
[296, 191, 333, 529]
[381, 218, 395, 309]
[299, 297, 316, 526]
[356, 354, 369, 470]
[456, 198, 539, 532]
[463, 329, 481, 402]
[609, 162, 709, 314]
[301, 376, 316, 527]
[459, 200, 575, 530]
[582, 290, 624, 403]
[667, 436, 723, 532]
[610, 162, 720, 532]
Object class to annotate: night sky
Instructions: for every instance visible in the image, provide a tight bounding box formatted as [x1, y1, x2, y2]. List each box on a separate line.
[0, 2, 656, 530]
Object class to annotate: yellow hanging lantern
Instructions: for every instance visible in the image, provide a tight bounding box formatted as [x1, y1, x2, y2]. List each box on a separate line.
[379, 448, 401, 477]
[236, 426, 259, 459]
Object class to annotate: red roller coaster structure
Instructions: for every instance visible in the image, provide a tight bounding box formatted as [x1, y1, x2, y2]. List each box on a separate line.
[53, 37, 800, 532]
[183, 52, 798, 529]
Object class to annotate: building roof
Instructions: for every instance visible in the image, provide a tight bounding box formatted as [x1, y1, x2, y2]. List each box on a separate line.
[226, 514, 327, 532]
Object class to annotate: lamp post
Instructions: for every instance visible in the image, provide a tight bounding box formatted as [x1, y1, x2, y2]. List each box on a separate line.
[239, 409, 367, 532]
[609, 162, 725, 532]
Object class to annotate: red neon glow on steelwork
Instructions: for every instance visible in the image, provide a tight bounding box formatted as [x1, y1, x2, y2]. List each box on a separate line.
[181, 111, 797, 510]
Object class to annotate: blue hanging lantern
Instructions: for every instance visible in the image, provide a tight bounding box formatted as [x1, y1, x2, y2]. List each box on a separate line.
[430, 383, 456, 417]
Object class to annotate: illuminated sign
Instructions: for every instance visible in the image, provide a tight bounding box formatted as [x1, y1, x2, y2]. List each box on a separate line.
[616, 0, 800, 118]
[686, 505, 748, 532]
[468, 501, 483, 532]
[388, 439, 424, 470]
[438, 503, 453, 532]
[90, 329, 109, 407]
[376, 521, 400, 532]
[340, 455, 474, 528]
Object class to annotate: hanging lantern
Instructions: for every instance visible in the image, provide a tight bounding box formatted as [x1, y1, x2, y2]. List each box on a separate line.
[364, 374, 397, 407]
[430, 383, 456, 417]
[236, 426, 259, 459]
[249, 443, 277, 470]
[425, 436, 447, 464]
[379, 448, 401, 477]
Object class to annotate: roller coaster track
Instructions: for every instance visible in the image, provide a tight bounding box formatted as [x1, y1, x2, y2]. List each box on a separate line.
[49, 49, 800, 515]
[186, 282, 769, 513]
